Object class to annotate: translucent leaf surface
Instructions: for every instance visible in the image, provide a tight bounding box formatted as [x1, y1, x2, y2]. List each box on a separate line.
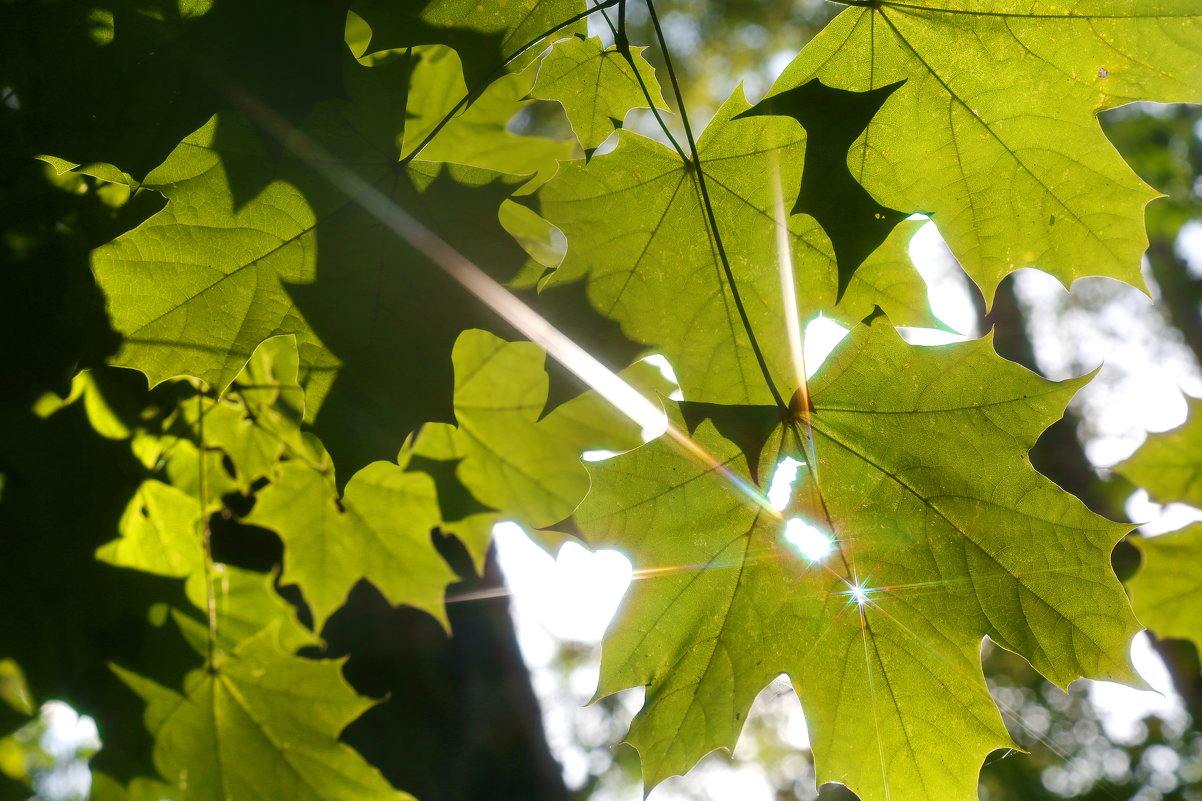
[403, 47, 575, 182]
[1115, 396, 1202, 507]
[115, 628, 408, 801]
[1128, 525, 1202, 652]
[532, 34, 668, 153]
[91, 54, 538, 477]
[576, 319, 1140, 800]
[537, 87, 940, 406]
[773, 0, 1202, 301]
[352, 0, 584, 87]
[246, 459, 456, 632]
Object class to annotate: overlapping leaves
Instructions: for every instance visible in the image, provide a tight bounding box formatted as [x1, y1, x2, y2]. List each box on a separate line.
[1117, 399, 1202, 654]
[532, 34, 668, 153]
[576, 319, 1141, 801]
[771, 0, 1202, 301]
[10, 0, 1196, 800]
[115, 628, 409, 801]
[536, 87, 941, 406]
[90, 51, 542, 477]
[1116, 396, 1202, 508]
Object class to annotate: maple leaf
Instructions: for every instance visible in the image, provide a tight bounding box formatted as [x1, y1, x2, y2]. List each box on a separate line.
[352, 0, 587, 88]
[402, 46, 576, 182]
[771, 0, 1202, 301]
[536, 86, 942, 406]
[246, 459, 456, 633]
[575, 318, 1140, 800]
[114, 627, 409, 801]
[1115, 399, 1202, 654]
[96, 481, 201, 581]
[95, 480, 314, 654]
[1127, 525, 1202, 655]
[414, 330, 666, 535]
[531, 34, 669, 154]
[1115, 396, 1202, 507]
[90, 52, 545, 478]
[739, 79, 909, 296]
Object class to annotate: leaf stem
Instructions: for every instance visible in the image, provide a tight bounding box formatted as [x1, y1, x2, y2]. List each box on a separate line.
[613, 0, 688, 161]
[400, 0, 622, 165]
[643, 0, 786, 410]
[592, 0, 619, 39]
[196, 390, 219, 667]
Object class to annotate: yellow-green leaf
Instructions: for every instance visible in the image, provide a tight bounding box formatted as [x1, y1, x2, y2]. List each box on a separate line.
[576, 318, 1140, 800]
[115, 628, 409, 801]
[532, 34, 668, 153]
[772, 0, 1202, 301]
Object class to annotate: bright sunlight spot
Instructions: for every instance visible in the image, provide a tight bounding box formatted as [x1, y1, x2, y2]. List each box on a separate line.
[497, 522, 796, 801]
[908, 219, 979, 336]
[494, 522, 632, 650]
[783, 518, 833, 563]
[803, 316, 849, 378]
[1124, 489, 1202, 536]
[766, 457, 803, 511]
[1088, 633, 1187, 744]
[847, 581, 871, 607]
[582, 449, 621, 462]
[642, 354, 684, 402]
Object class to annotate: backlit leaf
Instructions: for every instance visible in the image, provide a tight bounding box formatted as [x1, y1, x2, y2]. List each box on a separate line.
[537, 86, 940, 406]
[403, 46, 575, 183]
[532, 34, 668, 153]
[1128, 525, 1202, 653]
[352, 0, 584, 88]
[1115, 396, 1202, 507]
[414, 330, 670, 563]
[115, 627, 409, 801]
[575, 318, 1140, 800]
[246, 459, 456, 632]
[91, 54, 536, 478]
[772, 0, 1202, 301]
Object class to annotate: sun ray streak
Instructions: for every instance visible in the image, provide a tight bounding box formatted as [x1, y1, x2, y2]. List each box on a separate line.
[221, 85, 780, 517]
[771, 159, 809, 402]
[858, 600, 893, 801]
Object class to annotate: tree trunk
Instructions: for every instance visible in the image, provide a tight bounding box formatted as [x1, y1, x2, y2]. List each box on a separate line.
[319, 536, 569, 801]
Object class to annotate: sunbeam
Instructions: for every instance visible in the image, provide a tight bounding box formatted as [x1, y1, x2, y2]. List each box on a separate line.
[220, 83, 779, 518]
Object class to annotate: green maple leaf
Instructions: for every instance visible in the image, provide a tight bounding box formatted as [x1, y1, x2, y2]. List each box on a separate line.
[402, 46, 575, 182]
[352, 0, 585, 88]
[1127, 525, 1202, 653]
[1115, 396, 1202, 506]
[771, 0, 1202, 301]
[175, 565, 315, 655]
[176, 398, 283, 489]
[413, 330, 670, 562]
[91, 52, 540, 478]
[531, 34, 668, 154]
[246, 459, 456, 632]
[536, 86, 942, 406]
[575, 318, 1140, 800]
[739, 79, 909, 296]
[96, 480, 202, 581]
[1115, 400, 1202, 653]
[114, 627, 409, 801]
[95, 480, 313, 654]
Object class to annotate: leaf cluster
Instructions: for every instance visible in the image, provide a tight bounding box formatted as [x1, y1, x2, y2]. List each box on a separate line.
[1, 2, 1200, 801]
